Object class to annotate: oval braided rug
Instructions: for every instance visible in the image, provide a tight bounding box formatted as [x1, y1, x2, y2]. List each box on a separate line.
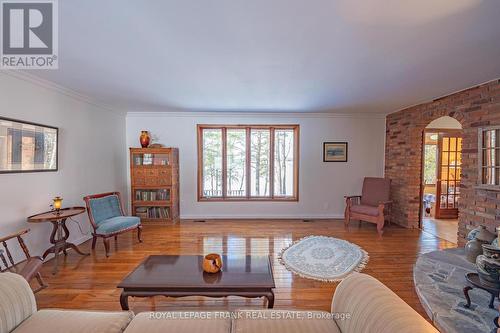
[278, 235, 369, 282]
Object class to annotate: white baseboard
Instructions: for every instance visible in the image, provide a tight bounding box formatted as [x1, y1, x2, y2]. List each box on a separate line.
[180, 214, 344, 220]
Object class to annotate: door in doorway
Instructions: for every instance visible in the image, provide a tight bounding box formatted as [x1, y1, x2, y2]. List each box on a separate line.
[435, 132, 462, 219]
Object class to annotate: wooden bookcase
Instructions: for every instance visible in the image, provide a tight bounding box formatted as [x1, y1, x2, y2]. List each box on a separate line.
[129, 148, 179, 223]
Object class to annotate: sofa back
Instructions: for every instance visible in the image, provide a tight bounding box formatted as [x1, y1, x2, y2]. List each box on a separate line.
[331, 273, 437, 333]
[0, 273, 37, 333]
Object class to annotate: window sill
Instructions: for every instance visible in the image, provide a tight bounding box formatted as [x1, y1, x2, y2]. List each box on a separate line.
[198, 197, 298, 202]
[473, 185, 500, 192]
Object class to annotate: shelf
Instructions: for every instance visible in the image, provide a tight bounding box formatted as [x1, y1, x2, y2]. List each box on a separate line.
[133, 201, 171, 206]
[139, 218, 178, 224]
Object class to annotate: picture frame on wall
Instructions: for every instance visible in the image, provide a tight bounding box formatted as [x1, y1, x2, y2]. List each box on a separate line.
[0, 116, 58, 173]
[323, 142, 348, 162]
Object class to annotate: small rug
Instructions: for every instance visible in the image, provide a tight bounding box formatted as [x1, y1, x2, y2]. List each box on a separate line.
[278, 235, 369, 282]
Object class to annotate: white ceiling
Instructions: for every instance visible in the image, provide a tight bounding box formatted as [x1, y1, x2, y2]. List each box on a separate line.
[28, 0, 500, 113]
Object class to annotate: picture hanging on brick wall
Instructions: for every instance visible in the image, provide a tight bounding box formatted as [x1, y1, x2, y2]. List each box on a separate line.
[323, 142, 348, 162]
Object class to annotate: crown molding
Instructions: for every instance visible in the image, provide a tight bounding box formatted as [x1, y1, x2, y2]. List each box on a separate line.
[0, 70, 122, 114]
[126, 110, 386, 119]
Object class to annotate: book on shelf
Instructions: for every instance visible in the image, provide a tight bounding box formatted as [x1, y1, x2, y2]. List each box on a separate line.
[134, 156, 143, 166]
[142, 154, 153, 165]
[135, 206, 170, 219]
[135, 190, 169, 201]
[153, 156, 168, 165]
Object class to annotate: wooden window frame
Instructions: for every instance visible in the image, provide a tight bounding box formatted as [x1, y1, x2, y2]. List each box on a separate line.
[478, 126, 500, 188]
[197, 124, 299, 202]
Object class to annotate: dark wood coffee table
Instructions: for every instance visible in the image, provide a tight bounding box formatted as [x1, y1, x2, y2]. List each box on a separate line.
[117, 255, 275, 310]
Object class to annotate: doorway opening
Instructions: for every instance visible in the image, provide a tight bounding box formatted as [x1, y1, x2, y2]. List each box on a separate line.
[421, 116, 462, 243]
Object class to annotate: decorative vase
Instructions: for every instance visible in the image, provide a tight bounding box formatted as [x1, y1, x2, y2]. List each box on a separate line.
[492, 238, 499, 248]
[202, 253, 223, 273]
[465, 238, 486, 263]
[476, 244, 500, 288]
[467, 226, 482, 241]
[467, 225, 496, 243]
[494, 226, 500, 248]
[139, 131, 150, 148]
[476, 226, 496, 243]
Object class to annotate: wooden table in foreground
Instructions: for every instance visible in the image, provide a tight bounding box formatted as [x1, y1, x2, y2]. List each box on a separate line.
[27, 207, 89, 275]
[117, 255, 275, 310]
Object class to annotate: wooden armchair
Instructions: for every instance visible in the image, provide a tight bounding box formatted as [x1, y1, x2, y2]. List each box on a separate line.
[345, 177, 392, 236]
[83, 192, 142, 257]
[0, 228, 47, 293]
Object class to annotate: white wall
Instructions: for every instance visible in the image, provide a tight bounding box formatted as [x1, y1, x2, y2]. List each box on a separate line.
[0, 72, 127, 260]
[126, 112, 385, 219]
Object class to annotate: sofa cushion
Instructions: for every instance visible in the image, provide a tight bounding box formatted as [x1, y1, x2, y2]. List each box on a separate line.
[12, 309, 134, 333]
[0, 273, 37, 333]
[350, 204, 380, 217]
[88, 195, 123, 225]
[232, 310, 341, 333]
[96, 216, 140, 235]
[124, 312, 231, 333]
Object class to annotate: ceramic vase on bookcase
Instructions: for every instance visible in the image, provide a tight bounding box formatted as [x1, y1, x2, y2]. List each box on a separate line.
[140, 131, 150, 148]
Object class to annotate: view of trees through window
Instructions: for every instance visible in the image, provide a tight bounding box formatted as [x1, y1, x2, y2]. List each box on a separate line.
[199, 125, 298, 200]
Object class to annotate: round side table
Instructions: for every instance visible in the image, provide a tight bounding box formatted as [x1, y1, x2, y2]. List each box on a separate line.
[28, 207, 89, 274]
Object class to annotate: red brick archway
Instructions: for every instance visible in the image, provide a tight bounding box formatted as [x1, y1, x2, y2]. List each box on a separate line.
[385, 80, 499, 245]
[419, 114, 464, 232]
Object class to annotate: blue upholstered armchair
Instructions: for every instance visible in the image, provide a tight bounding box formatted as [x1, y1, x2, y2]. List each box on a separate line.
[83, 192, 142, 257]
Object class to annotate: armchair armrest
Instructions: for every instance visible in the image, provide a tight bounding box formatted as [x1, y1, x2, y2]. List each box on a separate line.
[378, 200, 393, 205]
[332, 273, 438, 332]
[344, 195, 361, 199]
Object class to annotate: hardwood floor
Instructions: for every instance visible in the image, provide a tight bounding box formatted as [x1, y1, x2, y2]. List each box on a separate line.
[422, 217, 458, 244]
[34, 219, 456, 317]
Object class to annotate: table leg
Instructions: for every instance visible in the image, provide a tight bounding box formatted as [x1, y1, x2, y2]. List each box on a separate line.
[120, 292, 130, 310]
[463, 286, 473, 308]
[52, 221, 65, 275]
[266, 290, 275, 309]
[65, 243, 90, 256]
[61, 219, 89, 256]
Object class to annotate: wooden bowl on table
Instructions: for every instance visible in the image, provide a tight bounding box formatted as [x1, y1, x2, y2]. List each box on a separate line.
[203, 253, 223, 273]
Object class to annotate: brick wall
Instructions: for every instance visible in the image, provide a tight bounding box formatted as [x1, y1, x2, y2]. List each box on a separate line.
[385, 79, 500, 245]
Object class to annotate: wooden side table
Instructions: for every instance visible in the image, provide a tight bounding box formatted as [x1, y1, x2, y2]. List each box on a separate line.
[28, 207, 89, 274]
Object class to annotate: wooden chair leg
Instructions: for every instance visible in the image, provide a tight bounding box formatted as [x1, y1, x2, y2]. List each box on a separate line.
[114, 235, 118, 241]
[34, 272, 48, 293]
[377, 223, 384, 236]
[91, 236, 97, 249]
[137, 225, 143, 243]
[377, 204, 385, 236]
[377, 216, 385, 236]
[103, 238, 110, 257]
